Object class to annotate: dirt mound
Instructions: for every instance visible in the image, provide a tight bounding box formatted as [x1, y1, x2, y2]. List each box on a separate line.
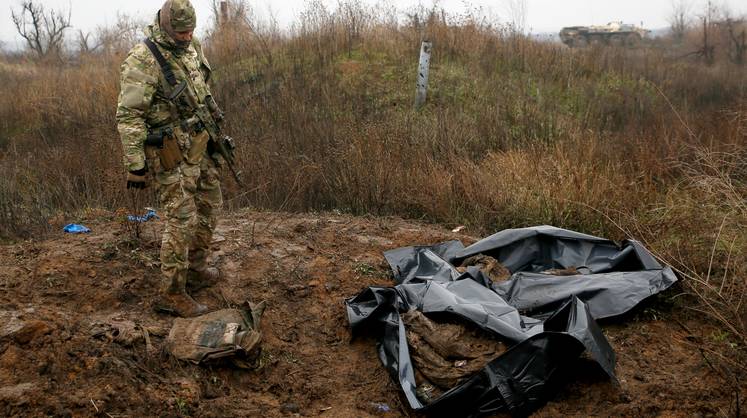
[0, 210, 740, 417]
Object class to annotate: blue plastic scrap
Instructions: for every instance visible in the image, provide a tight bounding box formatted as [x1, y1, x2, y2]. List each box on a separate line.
[63, 224, 91, 234]
[127, 210, 160, 223]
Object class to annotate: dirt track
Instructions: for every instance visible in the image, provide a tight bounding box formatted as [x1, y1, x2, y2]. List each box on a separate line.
[0, 210, 739, 417]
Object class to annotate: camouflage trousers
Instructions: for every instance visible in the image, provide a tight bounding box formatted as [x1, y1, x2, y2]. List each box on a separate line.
[149, 131, 222, 294]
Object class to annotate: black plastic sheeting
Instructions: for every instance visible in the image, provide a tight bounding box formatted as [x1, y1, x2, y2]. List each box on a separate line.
[346, 226, 677, 416]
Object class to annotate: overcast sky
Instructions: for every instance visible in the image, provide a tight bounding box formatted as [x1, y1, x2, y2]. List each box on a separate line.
[2, 0, 746, 49]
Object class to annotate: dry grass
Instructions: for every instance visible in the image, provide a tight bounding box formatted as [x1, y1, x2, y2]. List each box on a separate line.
[1, 1, 746, 356]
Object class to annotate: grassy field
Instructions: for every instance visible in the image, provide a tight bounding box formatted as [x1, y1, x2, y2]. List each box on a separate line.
[1, 1, 746, 352]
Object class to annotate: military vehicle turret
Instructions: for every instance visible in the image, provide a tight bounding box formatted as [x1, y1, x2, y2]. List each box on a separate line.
[559, 22, 649, 48]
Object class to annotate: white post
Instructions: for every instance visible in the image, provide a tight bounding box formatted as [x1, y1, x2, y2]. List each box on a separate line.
[415, 41, 432, 109]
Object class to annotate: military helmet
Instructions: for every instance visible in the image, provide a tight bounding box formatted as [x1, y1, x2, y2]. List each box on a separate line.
[160, 0, 197, 37]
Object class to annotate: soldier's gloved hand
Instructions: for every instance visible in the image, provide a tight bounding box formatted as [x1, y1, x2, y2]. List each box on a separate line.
[126, 168, 148, 189]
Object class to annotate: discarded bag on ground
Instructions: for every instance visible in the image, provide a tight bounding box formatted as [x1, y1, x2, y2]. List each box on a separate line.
[346, 225, 677, 417]
[166, 301, 265, 368]
[127, 209, 159, 223]
[63, 224, 91, 234]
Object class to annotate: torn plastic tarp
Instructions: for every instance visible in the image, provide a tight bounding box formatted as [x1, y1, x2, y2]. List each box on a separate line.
[384, 225, 677, 319]
[346, 225, 677, 416]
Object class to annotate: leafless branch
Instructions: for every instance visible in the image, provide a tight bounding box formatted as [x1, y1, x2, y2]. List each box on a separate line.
[668, 0, 692, 41]
[10, 0, 71, 59]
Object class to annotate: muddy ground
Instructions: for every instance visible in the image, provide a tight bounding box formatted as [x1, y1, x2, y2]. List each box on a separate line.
[0, 210, 743, 417]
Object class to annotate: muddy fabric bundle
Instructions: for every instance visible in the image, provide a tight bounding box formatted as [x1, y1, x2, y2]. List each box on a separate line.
[166, 302, 265, 368]
[457, 255, 511, 283]
[403, 310, 507, 396]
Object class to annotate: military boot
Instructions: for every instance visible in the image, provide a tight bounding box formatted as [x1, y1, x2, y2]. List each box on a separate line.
[187, 267, 221, 292]
[154, 291, 208, 318]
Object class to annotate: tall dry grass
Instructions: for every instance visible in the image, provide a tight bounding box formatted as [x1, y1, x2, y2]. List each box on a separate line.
[1, 1, 746, 353]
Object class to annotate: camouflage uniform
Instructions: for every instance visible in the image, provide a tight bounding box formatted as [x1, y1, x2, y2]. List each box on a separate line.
[116, 0, 222, 299]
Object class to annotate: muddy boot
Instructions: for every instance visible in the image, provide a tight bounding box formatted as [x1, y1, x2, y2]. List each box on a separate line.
[154, 291, 209, 318]
[187, 267, 221, 292]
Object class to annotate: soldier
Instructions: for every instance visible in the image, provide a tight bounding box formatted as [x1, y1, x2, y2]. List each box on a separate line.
[116, 0, 223, 317]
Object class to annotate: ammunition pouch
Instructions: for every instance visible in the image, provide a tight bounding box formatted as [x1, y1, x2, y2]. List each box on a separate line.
[145, 128, 182, 171]
[144, 116, 206, 171]
[186, 130, 210, 165]
[160, 134, 183, 170]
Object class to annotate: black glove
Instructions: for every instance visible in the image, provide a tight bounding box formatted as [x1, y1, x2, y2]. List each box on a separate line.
[126, 167, 148, 189]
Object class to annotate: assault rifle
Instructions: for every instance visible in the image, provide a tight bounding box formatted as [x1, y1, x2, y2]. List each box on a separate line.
[171, 81, 243, 186]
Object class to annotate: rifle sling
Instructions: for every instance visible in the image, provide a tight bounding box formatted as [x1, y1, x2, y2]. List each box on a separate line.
[143, 38, 178, 87]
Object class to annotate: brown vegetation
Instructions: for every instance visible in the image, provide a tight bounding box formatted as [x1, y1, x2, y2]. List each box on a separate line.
[1, 0, 746, 391]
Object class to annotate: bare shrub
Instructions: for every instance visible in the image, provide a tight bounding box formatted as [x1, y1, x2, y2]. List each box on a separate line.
[503, 0, 528, 34]
[723, 17, 746, 65]
[615, 146, 747, 350]
[337, 0, 373, 57]
[78, 13, 145, 56]
[209, 0, 250, 26]
[669, 0, 692, 42]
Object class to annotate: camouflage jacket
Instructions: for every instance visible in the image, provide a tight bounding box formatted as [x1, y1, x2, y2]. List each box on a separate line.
[116, 17, 212, 171]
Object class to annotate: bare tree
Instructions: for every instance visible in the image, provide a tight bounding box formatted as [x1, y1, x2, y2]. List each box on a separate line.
[11, 0, 71, 59]
[724, 18, 746, 65]
[210, 0, 250, 28]
[668, 0, 691, 41]
[504, 0, 527, 34]
[697, 0, 717, 63]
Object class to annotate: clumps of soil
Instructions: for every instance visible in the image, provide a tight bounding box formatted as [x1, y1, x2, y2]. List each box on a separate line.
[0, 311, 53, 346]
[90, 317, 158, 350]
[457, 254, 512, 282]
[402, 310, 507, 404]
[542, 267, 581, 276]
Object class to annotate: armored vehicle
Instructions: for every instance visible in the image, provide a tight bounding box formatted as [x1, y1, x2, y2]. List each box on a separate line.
[559, 22, 649, 48]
